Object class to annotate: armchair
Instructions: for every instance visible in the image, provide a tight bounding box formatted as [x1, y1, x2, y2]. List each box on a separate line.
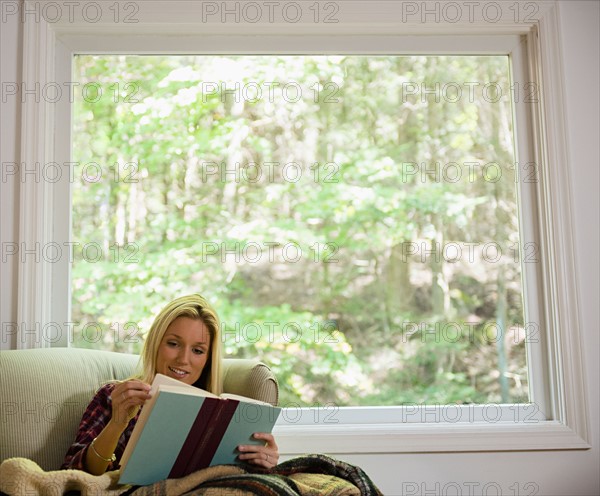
[0, 348, 278, 471]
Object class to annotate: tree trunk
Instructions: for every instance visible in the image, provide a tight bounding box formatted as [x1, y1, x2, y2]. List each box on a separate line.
[386, 242, 413, 318]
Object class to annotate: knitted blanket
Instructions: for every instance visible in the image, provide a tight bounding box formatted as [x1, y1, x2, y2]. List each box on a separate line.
[0, 454, 382, 496]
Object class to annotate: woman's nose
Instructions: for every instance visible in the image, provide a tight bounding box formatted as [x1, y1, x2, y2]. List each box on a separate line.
[177, 347, 190, 364]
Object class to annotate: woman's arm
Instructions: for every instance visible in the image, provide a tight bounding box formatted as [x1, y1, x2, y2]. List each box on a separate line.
[62, 380, 151, 474]
[83, 415, 127, 475]
[85, 380, 151, 474]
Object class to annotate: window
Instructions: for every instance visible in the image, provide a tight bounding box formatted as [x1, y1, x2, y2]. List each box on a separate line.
[71, 54, 530, 411]
[16, 1, 588, 453]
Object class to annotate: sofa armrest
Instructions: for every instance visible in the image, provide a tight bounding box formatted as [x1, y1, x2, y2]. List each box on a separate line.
[222, 358, 279, 407]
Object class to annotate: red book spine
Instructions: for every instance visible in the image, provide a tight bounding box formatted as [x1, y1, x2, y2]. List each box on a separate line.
[186, 398, 239, 473]
[168, 398, 218, 479]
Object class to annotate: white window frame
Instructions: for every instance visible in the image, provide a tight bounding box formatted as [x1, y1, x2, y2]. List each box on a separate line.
[18, 0, 589, 454]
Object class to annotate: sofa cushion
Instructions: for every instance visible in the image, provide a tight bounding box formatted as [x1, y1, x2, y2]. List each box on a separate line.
[0, 348, 278, 471]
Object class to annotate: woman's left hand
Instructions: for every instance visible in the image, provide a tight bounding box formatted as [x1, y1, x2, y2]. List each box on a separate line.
[237, 433, 279, 469]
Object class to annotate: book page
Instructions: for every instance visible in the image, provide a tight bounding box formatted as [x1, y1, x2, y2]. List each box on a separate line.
[119, 387, 159, 467]
[152, 375, 271, 404]
[220, 393, 272, 406]
[151, 374, 219, 398]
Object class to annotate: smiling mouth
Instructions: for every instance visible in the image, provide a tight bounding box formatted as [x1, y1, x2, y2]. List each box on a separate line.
[168, 366, 189, 378]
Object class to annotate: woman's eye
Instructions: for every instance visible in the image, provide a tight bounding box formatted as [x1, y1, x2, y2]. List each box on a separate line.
[193, 348, 205, 355]
[167, 341, 178, 347]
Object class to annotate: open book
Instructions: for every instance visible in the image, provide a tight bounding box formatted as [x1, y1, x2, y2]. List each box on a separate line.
[118, 373, 282, 485]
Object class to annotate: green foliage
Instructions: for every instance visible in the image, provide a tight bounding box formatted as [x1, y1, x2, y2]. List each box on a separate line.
[71, 55, 528, 406]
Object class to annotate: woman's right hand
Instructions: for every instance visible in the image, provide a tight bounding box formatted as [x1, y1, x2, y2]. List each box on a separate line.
[109, 380, 151, 430]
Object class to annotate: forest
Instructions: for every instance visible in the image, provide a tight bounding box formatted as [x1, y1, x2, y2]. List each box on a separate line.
[71, 55, 530, 408]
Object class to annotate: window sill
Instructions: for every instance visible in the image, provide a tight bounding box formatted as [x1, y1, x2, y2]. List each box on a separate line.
[273, 420, 591, 454]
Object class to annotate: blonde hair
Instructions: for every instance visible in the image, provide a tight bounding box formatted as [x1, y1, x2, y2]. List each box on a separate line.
[136, 294, 222, 394]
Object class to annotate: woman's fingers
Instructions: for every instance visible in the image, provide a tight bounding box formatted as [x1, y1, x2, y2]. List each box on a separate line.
[237, 432, 280, 468]
[110, 380, 151, 426]
[252, 432, 277, 447]
[236, 448, 275, 468]
[113, 381, 151, 403]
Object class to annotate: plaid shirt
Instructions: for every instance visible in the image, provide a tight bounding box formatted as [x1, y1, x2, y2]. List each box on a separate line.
[61, 383, 140, 471]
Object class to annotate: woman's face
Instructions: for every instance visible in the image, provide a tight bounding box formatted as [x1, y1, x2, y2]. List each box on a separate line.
[155, 316, 211, 385]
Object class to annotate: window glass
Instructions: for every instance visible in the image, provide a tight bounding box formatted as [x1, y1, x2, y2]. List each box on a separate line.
[71, 55, 528, 407]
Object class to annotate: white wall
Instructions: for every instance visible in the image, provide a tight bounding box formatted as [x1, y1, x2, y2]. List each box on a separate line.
[0, 0, 22, 352]
[0, 1, 598, 494]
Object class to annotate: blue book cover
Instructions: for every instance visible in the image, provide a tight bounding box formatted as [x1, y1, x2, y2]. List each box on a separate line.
[118, 374, 281, 486]
[211, 400, 282, 466]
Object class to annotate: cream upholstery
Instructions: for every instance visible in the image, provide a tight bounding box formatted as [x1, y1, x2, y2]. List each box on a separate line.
[0, 348, 278, 471]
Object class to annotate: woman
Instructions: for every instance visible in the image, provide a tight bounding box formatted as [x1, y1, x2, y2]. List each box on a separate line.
[62, 294, 279, 475]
